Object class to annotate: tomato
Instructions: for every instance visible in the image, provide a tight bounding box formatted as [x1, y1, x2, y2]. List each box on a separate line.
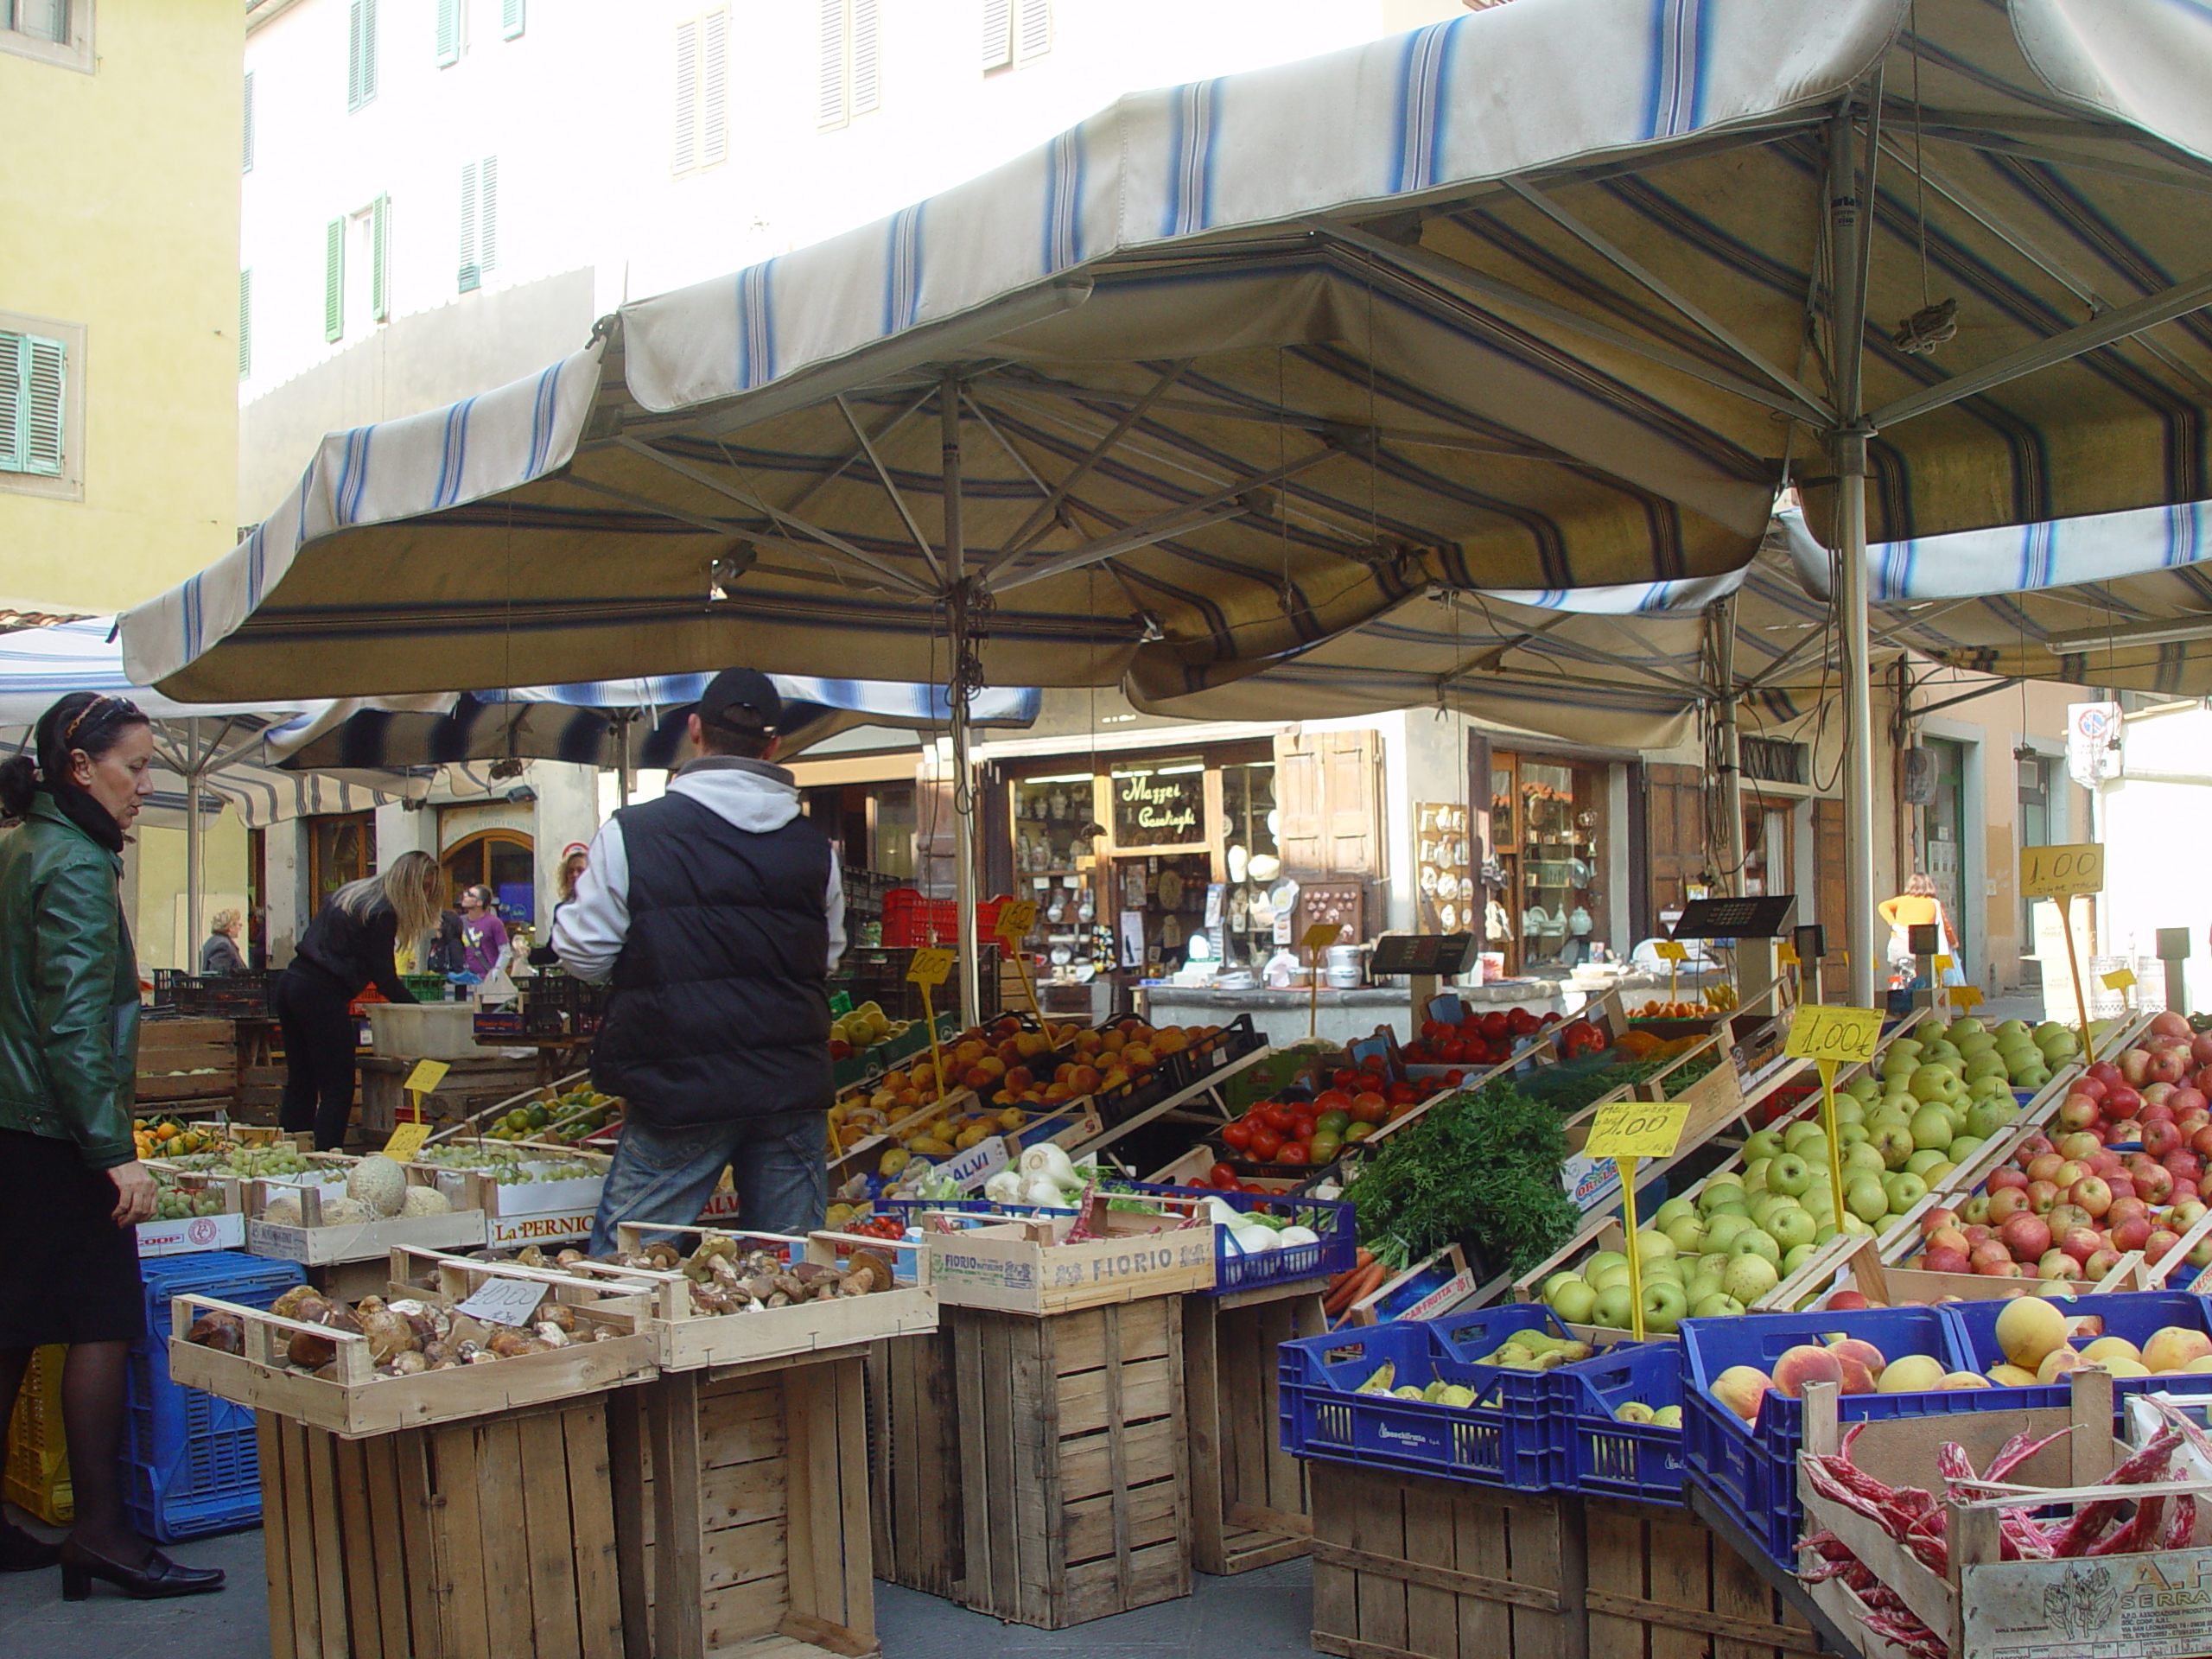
[1289, 1115, 1318, 1144]
[1421, 1019, 1448, 1042]
[1508, 1007, 1540, 1037]
[1209, 1163, 1239, 1189]
[1332, 1068, 1360, 1089]
[1315, 1108, 1352, 1136]
[1274, 1141, 1310, 1166]
[1344, 1121, 1374, 1142]
[1386, 1081, 1419, 1104]
[1221, 1122, 1254, 1152]
[1313, 1089, 1354, 1115]
[1439, 1037, 1466, 1063]
[1307, 1131, 1341, 1162]
[1540, 1010, 1562, 1027]
[1350, 1092, 1387, 1123]
[1357, 1071, 1386, 1094]
[1479, 1010, 1510, 1041]
[1262, 1103, 1298, 1135]
[1250, 1128, 1284, 1163]
[1446, 1068, 1465, 1084]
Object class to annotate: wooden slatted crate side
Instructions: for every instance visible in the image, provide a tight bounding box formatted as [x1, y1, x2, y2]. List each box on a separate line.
[1185, 1282, 1325, 1576]
[950, 1298, 1192, 1630]
[861, 1332, 963, 1598]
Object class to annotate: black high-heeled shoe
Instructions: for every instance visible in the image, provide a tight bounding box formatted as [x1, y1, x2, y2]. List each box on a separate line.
[58, 1539, 225, 1601]
[0, 1518, 59, 1573]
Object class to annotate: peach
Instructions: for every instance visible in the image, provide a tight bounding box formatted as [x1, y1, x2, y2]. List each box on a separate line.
[1995, 1297, 2069, 1370]
[1938, 1372, 1992, 1389]
[1827, 1338, 1887, 1393]
[2142, 1327, 2212, 1373]
[1710, 1365, 1774, 1424]
[1772, 1344, 1847, 1399]
[2082, 1335, 2143, 1366]
[1876, 1353, 1945, 1393]
[2036, 1346, 2087, 1384]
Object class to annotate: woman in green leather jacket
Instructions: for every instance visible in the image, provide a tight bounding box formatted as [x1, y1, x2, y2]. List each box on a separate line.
[0, 692, 223, 1602]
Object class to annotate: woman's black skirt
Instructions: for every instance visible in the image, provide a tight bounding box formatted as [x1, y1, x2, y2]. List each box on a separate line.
[0, 1127, 145, 1346]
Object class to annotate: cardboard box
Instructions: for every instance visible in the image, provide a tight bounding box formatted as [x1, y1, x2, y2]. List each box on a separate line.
[923, 1192, 1217, 1315]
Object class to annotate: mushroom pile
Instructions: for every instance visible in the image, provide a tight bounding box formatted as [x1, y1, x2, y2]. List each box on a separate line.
[514, 1230, 896, 1317]
[184, 1282, 620, 1379]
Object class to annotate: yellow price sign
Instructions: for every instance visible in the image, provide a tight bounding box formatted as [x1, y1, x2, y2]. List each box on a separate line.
[2020, 842, 2105, 901]
[1583, 1096, 1694, 1162]
[1652, 941, 1688, 962]
[2102, 967, 2138, 992]
[1302, 921, 1346, 952]
[1934, 955, 1953, 972]
[1950, 984, 1983, 1009]
[381, 1121, 432, 1162]
[1785, 1003, 1883, 1064]
[1777, 943, 1800, 967]
[995, 899, 1038, 940]
[906, 947, 956, 988]
[403, 1059, 450, 1096]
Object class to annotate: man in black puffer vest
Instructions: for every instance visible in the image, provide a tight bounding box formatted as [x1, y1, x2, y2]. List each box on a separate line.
[554, 671, 845, 1251]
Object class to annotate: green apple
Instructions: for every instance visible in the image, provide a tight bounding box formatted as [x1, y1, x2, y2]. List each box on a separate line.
[1541, 1271, 1581, 1300]
[1732, 1228, 1782, 1264]
[1920, 1039, 1963, 1068]
[1690, 1291, 1745, 1319]
[1905, 1147, 1949, 1177]
[1703, 1213, 1753, 1253]
[1920, 1160, 1955, 1186]
[1838, 1212, 1877, 1236]
[1592, 1282, 1635, 1330]
[1696, 1179, 1745, 1217]
[1768, 1153, 1814, 1198]
[1870, 1125, 1917, 1169]
[1741, 1128, 1787, 1164]
[1946, 1015, 1986, 1042]
[1880, 1171, 1928, 1212]
[1633, 1228, 1677, 1263]
[1842, 1141, 1887, 1175]
[1548, 1278, 1597, 1325]
[1766, 1205, 1817, 1251]
[1909, 1106, 1955, 1150]
[1782, 1242, 1820, 1274]
[1664, 1216, 1707, 1255]
[1653, 1197, 1697, 1229]
[1845, 1175, 1891, 1224]
[1642, 1279, 1688, 1335]
[1585, 1250, 1627, 1278]
[1686, 1269, 1726, 1306]
[1783, 1121, 1827, 1154]
[1721, 1252, 1780, 1305]
[1837, 1122, 1870, 1147]
[1832, 1096, 1866, 1128]
[1844, 1077, 1882, 1103]
[1967, 1097, 2014, 1138]
[1909, 1065, 1961, 1105]
[1802, 1186, 1836, 1221]
[1590, 1260, 1631, 1292]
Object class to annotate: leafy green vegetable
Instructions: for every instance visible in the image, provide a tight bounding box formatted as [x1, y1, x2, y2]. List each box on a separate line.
[1345, 1081, 1580, 1275]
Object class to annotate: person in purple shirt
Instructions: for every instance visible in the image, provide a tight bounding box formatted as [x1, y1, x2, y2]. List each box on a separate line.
[457, 885, 509, 979]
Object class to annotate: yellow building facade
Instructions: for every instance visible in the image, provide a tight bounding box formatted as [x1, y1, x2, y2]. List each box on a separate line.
[1, 2, 243, 612]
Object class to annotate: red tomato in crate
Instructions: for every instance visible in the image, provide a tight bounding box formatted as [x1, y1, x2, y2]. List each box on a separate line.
[1385, 1082, 1418, 1104]
[1508, 1007, 1540, 1037]
[1332, 1068, 1360, 1089]
[1221, 1122, 1254, 1152]
[1289, 1116, 1318, 1145]
[1479, 1010, 1510, 1041]
[1439, 1038, 1467, 1063]
[1209, 1163, 1239, 1189]
[1351, 1091, 1388, 1122]
[1274, 1142, 1310, 1166]
[1250, 1128, 1285, 1163]
[1262, 1103, 1298, 1135]
[1421, 1019, 1448, 1042]
[1313, 1089, 1353, 1115]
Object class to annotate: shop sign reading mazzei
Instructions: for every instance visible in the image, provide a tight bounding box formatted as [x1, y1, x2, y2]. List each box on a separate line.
[1110, 762, 1202, 846]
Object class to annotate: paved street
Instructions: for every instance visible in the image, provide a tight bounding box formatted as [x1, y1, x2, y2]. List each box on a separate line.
[0, 1515, 1317, 1659]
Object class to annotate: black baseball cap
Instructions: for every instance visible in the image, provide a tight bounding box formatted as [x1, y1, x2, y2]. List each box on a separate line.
[693, 668, 782, 734]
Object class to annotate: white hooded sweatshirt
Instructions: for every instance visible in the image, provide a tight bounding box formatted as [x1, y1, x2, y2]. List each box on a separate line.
[552, 756, 846, 984]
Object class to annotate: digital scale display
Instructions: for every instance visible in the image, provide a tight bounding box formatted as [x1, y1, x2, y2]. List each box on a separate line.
[1669, 895, 1798, 941]
[1369, 933, 1475, 976]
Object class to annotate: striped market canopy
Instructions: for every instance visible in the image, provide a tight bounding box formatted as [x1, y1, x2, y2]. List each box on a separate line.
[125, 0, 2212, 710]
[263, 677, 1042, 772]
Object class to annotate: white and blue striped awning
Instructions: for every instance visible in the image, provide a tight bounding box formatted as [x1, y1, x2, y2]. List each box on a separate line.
[123, 0, 2212, 715]
[263, 676, 1040, 772]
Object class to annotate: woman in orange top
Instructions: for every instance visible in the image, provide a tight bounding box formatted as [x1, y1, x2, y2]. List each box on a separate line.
[1879, 873, 1961, 984]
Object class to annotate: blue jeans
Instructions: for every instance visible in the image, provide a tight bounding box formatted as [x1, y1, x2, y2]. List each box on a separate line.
[588, 1109, 826, 1255]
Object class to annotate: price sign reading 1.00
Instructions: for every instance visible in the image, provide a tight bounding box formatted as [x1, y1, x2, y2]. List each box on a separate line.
[1583, 1096, 1694, 1162]
[906, 948, 956, 988]
[2019, 842, 2105, 901]
[1784, 1003, 1883, 1064]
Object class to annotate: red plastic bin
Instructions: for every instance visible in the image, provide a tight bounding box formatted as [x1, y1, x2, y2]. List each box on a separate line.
[879, 890, 1010, 957]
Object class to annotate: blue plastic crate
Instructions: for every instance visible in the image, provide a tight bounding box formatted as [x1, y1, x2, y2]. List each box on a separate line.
[1678, 1306, 2016, 1569]
[1279, 1306, 1567, 1491]
[1554, 1343, 1687, 1504]
[126, 1251, 304, 1542]
[1943, 1289, 2212, 1398]
[1112, 1181, 1355, 1294]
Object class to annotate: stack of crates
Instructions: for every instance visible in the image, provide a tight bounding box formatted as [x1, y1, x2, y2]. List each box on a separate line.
[3, 1345, 70, 1524]
[124, 1251, 304, 1541]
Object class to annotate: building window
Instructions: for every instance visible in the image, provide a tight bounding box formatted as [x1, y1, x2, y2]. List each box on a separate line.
[672, 10, 728, 173]
[323, 197, 389, 344]
[0, 312, 84, 500]
[238, 270, 252, 380]
[435, 0, 460, 66]
[981, 0, 1048, 73]
[459, 157, 498, 291]
[346, 0, 378, 111]
[1, 0, 93, 72]
[243, 70, 256, 172]
[816, 0, 878, 130]
[501, 0, 524, 40]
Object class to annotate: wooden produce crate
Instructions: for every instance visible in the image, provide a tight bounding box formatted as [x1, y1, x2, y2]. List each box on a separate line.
[137, 1015, 238, 1108]
[1310, 1461, 1821, 1659]
[862, 1330, 963, 1599]
[169, 1248, 658, 1439]
[1185, 1277, 1326, 1574]
[639, 1353, 877, 1659]
[921, 1192, 1216, 1316]
[243, 1170, 487, 1266]
[950, 1296, 1192, 1628]
[416, 1147, 611, 1249]
[257, 1393, 637, 1659]
[360, 1054, 547, 1137]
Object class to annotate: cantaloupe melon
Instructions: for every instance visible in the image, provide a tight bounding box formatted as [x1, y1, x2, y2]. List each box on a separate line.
[346, 1154, 410, 1217]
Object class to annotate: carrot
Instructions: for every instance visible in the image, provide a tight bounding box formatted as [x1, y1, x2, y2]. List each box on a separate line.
[1325, 1262, 1386, 1318]
[1352, 1246, 1376, 1272]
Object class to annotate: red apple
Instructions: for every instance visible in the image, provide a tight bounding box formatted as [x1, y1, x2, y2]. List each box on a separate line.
[2048, 1203, 2090, 1236]
[2092, 1149, 2126, 1177]
[2143, 1103, 2178, 1128]
[2167, 1150, 2202, 1183]
[2025, 1180, 2060, 1215]
[2026, 1152, 2065, 1185]
[1964, 1223, 1993, 1246]
[2053, 1160, 2090, 1189]
[2110, 1196, 2152, 1228]
[1926, 1225, 1971, 1257]
[2108, 1177, 2138, 1203]
[2172, 1179, 2202, 1205]
[2113, 1213, 2155, 1252]
[1919, 1207, 1962, 1238]
[2152, 1011, 2194, 1042]
[1988, 1167, 2030, 1193]
[2148, 1048, 2190, 1086]
[2190, 1033, 2212, 1068]
[2059, 1224, 2104, 1263]
[1979, 1261, 2028, 1279]
[2144, 1082, 2177, 1108]
[2056, 1131, 2103, 1163]
[2088, 1063, 2124, 1091]
[1922, 1244, 1971, 1274]
[2086, 1246, 2126, 1279]
[1961, 1197, 1992, 1226]
[2105, 1084, 2144, 1122]
[2120, 1049, 2152, 1087]
[2195, 1065, 2212, 1094]
[1986, 1187, 2030, 1224]
[2138, 1165, 2176, 1205]
[2038, 1249, 2081, 1280]
[2169, 1199, 2208, 1230]
[1824, 1290, 1872, 1312]
[2000, 1212, 2053, 1262]
[1969, 1240, 2014, 1270]
[2145, 1122, 2185, 1159]
[2192, 1125, 2212, 1160]
[2146, 1228, 2184, 1264]
[2058, 1096, 2104, 1133]
[2071, 1176, 2113, 1217]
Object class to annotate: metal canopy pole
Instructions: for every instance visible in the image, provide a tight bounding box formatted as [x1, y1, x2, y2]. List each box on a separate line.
[185, 718, 203, 972]
[1713, 599, 1745, 893]
[942, 379, 982, 1031]
[1831, 92, 1879, 1007]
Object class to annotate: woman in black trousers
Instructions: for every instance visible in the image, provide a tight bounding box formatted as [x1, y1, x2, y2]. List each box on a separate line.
[273, 850, 442, 1150]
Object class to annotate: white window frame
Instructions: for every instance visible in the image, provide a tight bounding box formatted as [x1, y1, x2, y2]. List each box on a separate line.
[817, 0, 879, 132]
[459, 156, 498, 292]
[1, 0, 93, 73]
[0, 311, 86, 502]
[982, 0, 1048, 74]
[672, 9, 728, 175]
[347, 0, 378, 111]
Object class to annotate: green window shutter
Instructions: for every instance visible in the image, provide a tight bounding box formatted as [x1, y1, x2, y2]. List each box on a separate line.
[479, 156, 498, 274]
[435, 0, 459, 66]
[239, 269, 253, 379]
[348, 0, 378, 108]
[370, 196, 391, 321]
[324, 218, 346, 341]
[244, 71, 256, 172]
[0, 331, 67, 478]
[458, 162, 479, 291]
[502, 0, 525, 40]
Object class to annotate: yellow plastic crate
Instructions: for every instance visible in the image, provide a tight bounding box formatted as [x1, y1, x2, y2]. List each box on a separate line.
[3, 1345, 71, 1524]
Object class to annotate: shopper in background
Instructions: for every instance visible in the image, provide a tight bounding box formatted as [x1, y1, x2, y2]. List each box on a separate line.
[531, 844, 592, 968]
[0, 691, 225, 1599]
[556, 670, 844, 1249]
[198, 908, 247, 976]
[274, 852, 441, 1150]
[457, 883, 509, 980]
[1879, 872, 1964, 988]
[424, 906, 466, 977]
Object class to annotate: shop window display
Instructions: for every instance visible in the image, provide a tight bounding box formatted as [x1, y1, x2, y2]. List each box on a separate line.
[1220, 760, 1280, 965]
[1490, 754, 1608, 972]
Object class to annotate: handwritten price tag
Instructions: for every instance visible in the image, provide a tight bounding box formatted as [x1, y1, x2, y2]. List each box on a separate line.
[403, 1059, 450, 1095]
[1785, 1003, 1884, 1064]
[906, 947, 956, 988]
[1583, 1096, 1694, 1161]
[454, 1276, 546, 1329]
[381, 1122, 432, 1162]
[2020, 842, 2105, 901]
[2102, 967, 2138, 992]
[1302, 921, 1347, 952]
[1653, 941, 1688, 962]
[995, 900, 1038, 940]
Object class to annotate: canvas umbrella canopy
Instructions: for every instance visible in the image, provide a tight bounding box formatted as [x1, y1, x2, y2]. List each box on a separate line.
[125, 0, 2212, 1003]
[264, 677, 1042, 774]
